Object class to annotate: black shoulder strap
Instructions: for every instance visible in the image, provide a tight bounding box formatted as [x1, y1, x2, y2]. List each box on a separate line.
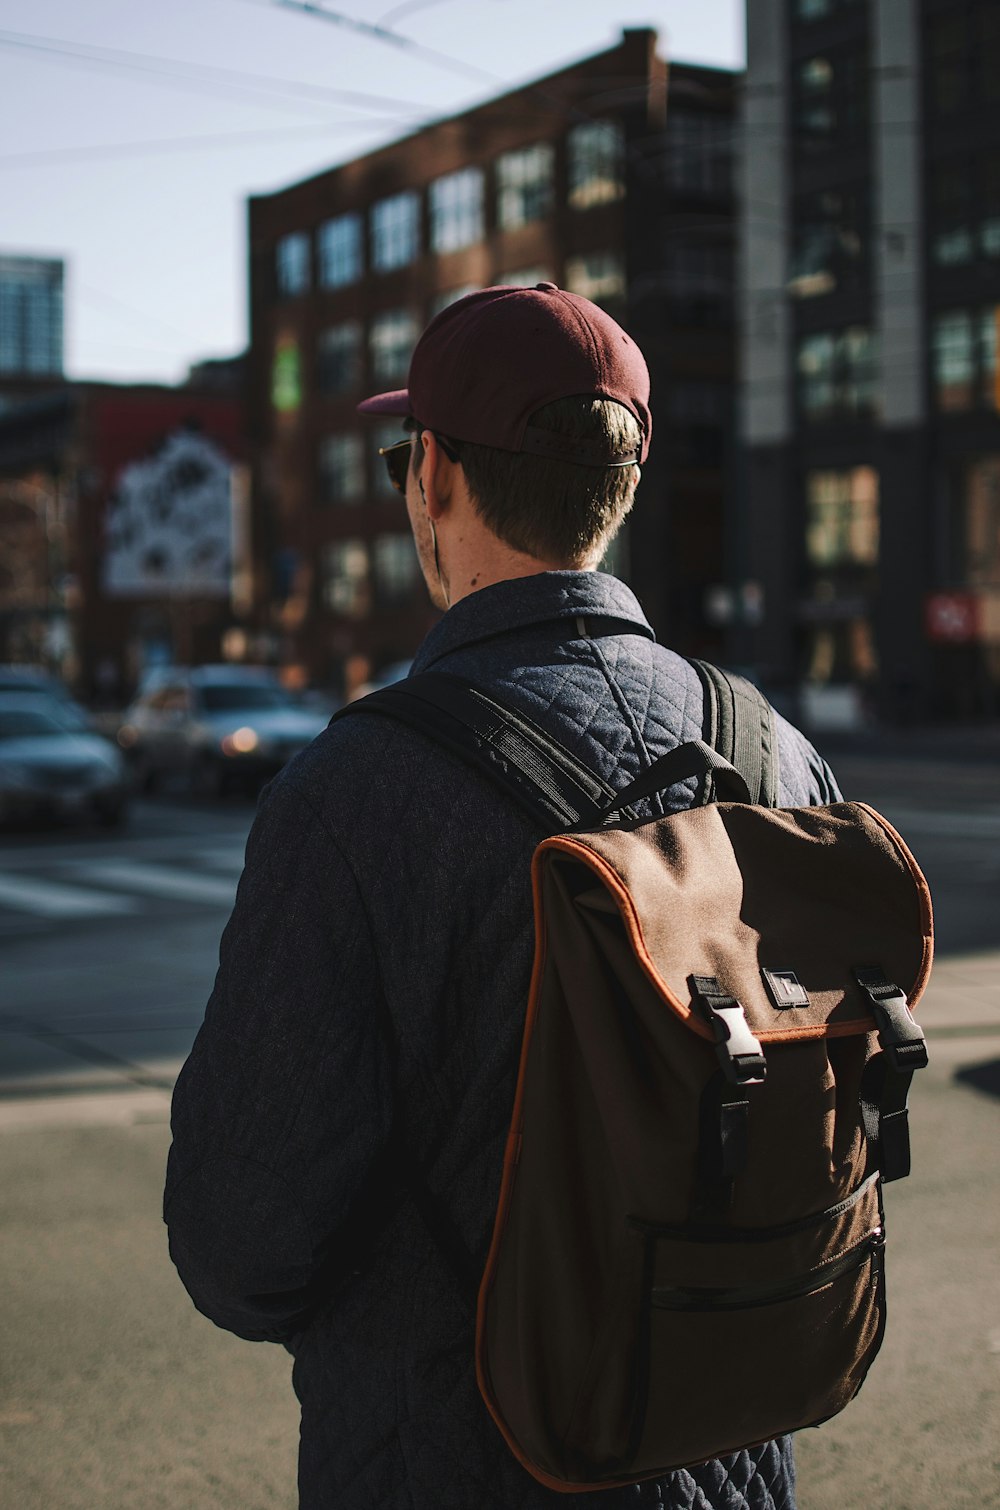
[690, 659, 780, 808]
[336, 668, 761, 831]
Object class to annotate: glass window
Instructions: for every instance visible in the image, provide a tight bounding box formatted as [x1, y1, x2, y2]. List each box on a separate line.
[276, 232, 310, 296]
[371, 192, 420, 272]
[373, 532, 421, 603]
[981, 151, 1000, 258]
[797, 327, 877, 421]
[928, 14, 969, 118]
[496, 266, 552, 288]
[429, 283, 480, 318]
[317, 321, 361, 396]
[662, 242, 733, 325]
[794, 48, 867, 145]
[797, 0, 832, 16]
[496, 145, 554, 229]
[429, 169, 484, 253]
[789, 188, 864, 297]
[370, 309, 418, 384]
[663, 113, 731, 198]
[932, 311, 975, 410]
[564, 252, 626, 312]
[319, 434, 364, 505]
[979, 307, 1000, 410]
[567, 122, 625, 210]
[271, 337, 302, 414]
[965, 457, 1000, 586]
[805, 467, 880, 568]
[318, 213, 362, 287]
[322, 538, 369, 616]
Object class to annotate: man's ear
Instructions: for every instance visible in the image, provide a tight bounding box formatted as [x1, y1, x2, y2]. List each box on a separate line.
[418, 431, 449, 521]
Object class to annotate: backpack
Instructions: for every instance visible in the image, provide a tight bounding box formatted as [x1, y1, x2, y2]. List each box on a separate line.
[348, 661, 933, 1494]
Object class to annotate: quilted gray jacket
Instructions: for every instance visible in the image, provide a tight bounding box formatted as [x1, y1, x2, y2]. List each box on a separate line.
[165, 571, 840, 1510]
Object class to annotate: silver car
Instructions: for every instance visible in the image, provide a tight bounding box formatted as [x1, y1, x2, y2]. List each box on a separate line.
[0, 694, 129, 827]
[117, 666, 333, 796]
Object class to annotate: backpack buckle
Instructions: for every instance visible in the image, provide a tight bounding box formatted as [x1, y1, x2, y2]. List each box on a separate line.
[689, 976, 767, 1086]
[854, 967, 928, 1073]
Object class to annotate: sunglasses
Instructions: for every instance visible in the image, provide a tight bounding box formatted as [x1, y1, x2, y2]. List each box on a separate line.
[378, 427, 462, 495]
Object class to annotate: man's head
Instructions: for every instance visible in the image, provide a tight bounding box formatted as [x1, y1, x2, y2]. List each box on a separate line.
[359, 283, 651, 592]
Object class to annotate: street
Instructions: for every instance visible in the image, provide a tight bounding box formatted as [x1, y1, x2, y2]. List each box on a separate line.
[1, 750, 999, 1508]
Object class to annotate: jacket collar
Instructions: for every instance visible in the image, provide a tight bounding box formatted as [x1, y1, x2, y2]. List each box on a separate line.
[411, 571, 655, 673]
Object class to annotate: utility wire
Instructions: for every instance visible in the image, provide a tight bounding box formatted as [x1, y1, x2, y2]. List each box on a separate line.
[0, 27, 429, 118]
[263, 0, 501, 85]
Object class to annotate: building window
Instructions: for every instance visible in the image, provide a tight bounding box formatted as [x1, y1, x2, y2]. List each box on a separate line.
[929, 162, 974, 267]
[805, 467, 879, 568]
[322, 538, 369, 616]
[932, 307, 1000, 412]
[429, 169, 484, 253]
[663, 113, 731, 198]
[371, 192, 420, 272]
[564, 252, 626, 313]
[567, 122, 624, 209]
[373, 532, 421, 603]
[794, 48, 867, 146]
[276, 232, 310, 296]
[662, 242, 733, 325]
[317, 321, 361, 396]
[271, 337, 303, 414]
[496, 145, 554, 229]
[429, 283, 480, 318]
[370, 309, 418, 384]
[789, 188, 864, 297]
[965, 457, 1000, 586]
[0, 257, 63, 376]
[796, 327, 878, 422]
[319, 434, 364, 505]
[496, 266, 552, 288]
[318, 213, 363, 288]
[928, 14, 969, 118]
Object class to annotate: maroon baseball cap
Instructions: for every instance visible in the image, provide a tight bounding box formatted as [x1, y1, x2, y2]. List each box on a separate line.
[357, 283, 651, 466]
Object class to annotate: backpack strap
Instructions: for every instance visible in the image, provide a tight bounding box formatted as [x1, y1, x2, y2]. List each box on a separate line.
[690, 659, 780, 808]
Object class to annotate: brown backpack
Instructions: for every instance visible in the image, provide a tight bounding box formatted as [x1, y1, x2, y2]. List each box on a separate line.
[353, 664, 933, 1493]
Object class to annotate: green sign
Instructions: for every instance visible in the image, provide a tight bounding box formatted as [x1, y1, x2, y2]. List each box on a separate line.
[272, 340, 302, 414]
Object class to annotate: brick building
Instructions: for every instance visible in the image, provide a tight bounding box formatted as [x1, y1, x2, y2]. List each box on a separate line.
[247, 28, 738, 691]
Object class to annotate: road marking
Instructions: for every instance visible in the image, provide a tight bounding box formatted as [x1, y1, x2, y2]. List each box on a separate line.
[0, 872, 138, 919]
[67, 860, 238, 906]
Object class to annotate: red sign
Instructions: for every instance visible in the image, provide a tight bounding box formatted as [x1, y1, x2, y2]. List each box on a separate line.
[924, 593, 981, 644]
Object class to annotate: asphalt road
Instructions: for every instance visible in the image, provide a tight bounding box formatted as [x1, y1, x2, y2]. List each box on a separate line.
[0, 755, 998, 1508]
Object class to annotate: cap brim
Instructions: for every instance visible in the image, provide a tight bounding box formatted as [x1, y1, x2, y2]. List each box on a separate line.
[356, 388, 410, 417]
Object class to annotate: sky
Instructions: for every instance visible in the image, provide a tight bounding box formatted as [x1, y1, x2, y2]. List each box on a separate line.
[0, 0, 745, 385]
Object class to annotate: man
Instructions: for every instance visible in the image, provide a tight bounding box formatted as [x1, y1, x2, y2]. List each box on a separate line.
[165, 285, 838, 1509]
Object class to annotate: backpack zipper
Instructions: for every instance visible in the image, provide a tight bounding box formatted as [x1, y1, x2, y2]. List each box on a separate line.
[650, 1229, 884, 1312]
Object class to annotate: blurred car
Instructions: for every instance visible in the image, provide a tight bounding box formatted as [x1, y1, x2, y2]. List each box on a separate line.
[117, 665, 332, 795]
[0, 665, 92, 729]
[0, 694, 129, 827]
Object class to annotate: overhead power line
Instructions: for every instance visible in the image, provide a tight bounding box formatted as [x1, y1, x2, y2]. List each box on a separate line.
[0, 26, 430, 118]
[264, 0, 501, 84]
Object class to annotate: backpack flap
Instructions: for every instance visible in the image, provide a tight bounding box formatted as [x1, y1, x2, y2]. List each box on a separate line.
[476, 797, 933, 1492]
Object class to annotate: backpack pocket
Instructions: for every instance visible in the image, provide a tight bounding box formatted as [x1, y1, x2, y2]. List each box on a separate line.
[561, 1173, 885, 1483]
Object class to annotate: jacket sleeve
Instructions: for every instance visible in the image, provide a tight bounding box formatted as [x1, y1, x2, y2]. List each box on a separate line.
[163, 772, 393, 1343]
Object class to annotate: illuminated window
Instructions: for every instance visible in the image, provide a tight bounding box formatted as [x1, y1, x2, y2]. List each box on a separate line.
[317, 321, 361, 395]
[497, 145, 554, 228]
[319, 434, 364, 505]
[373, 533, 421, 603]
[322, 538, 369, 616]
[429, 169, 484, 253]
[567, 122, 624, 209]
[370, 309, 418, 384]
[797, 327, 877, 421]
[564, 252, 626, 314]
[318, 213, 362, 287]
[932, 311, 975, 410]
[805, 467, 880, 567]
[276, 233, 310, 296]
[371, 192, 420, 271]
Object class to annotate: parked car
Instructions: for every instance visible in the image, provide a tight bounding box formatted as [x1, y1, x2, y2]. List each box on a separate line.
[117, 665, 332, 795]
[0, 694, 129, 827]
[0, 665, 92, 729]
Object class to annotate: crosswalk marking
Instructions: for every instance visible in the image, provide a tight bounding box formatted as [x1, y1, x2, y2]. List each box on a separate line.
[0, 872, 139, 919]
[63, 860, 238, 906]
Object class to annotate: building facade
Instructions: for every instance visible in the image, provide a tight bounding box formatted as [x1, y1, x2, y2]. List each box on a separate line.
[0, 384, 246, 702]
[0, 255, 65, 409]
[247, 30, 738, 692]
[742, 0, 1000, 722]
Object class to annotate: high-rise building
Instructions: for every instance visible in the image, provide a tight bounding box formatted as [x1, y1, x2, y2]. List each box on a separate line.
[0, 256, 64, 381]
[742, 0, 1000, 723]
[246, 30, 738, 691]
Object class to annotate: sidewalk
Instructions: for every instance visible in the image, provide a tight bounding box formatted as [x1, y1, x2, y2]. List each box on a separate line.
[2, 949, 997, 1509]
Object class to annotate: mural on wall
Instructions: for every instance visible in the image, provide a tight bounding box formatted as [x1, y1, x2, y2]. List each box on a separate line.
[103, 428, 232, 598]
